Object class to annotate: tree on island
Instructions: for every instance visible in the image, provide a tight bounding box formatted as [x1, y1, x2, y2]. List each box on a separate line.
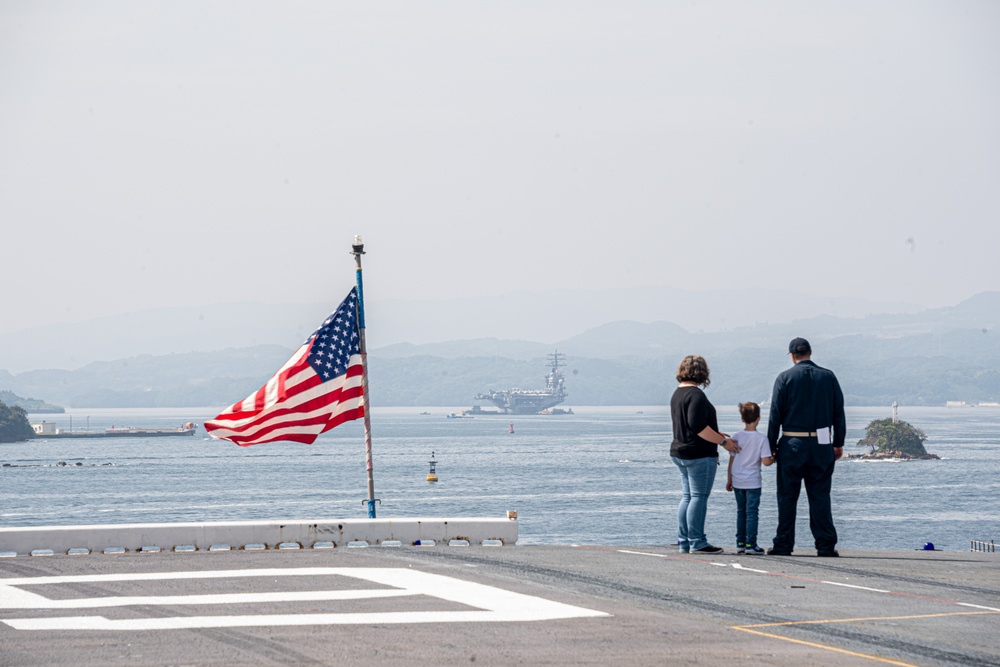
[856, 417, 938, 459]
[0, 400, 35, 443]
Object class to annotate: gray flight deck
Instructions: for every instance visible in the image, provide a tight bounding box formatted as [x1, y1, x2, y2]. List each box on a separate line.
[1, 544, 997, 666]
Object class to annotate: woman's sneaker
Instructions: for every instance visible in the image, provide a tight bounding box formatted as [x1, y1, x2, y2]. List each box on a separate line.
[746, 544, 765, 554]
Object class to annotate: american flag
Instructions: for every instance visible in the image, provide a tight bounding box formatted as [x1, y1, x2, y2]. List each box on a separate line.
[204, 288, 365, 446]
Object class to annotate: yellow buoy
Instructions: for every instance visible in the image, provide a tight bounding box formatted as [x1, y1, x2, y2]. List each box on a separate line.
[426, 451, 438, 483]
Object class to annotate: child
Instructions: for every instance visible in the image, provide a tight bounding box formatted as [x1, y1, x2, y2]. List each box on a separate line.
[726, 401, 774, 554]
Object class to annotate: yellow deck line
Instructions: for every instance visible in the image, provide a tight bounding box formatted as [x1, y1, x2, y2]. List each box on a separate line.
[738, 609, 1000, 628]
[732, 626, 920, 667]
[732, 610, 999, 666]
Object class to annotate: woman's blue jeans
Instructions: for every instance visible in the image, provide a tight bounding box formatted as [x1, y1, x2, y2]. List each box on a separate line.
[734, 487, 762, 547]
[671, 455, 717, 551]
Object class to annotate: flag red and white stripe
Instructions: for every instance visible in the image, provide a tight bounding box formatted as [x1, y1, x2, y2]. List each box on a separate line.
[204, 289, 365, 446]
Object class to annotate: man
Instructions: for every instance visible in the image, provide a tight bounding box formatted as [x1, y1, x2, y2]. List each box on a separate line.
[766, 337, 846, 557]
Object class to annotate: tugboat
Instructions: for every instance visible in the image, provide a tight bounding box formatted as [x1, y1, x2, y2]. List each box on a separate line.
[475, 351, 568, 415]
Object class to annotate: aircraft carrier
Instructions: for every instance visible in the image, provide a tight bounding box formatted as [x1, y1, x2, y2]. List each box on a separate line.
[474, 351, 569, 415]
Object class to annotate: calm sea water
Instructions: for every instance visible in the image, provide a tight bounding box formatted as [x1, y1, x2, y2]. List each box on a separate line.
[2, 406, 998, 552]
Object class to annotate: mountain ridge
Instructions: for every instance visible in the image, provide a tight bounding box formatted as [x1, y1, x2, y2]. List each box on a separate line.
[2, 292, 996, 409]
[0, 285, 926, 373]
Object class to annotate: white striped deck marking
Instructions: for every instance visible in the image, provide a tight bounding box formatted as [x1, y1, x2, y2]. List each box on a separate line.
[0, 567, 608, 631]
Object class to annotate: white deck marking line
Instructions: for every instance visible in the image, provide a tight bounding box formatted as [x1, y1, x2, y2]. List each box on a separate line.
[822, 581, 890, 593]
[7, 610, 556, 630]
[618, 549, 727, 567]
[1, 587, 413, 609]
[0, 567, 383, 586]
[957, 602, 1000, 612]
[618, 549, 681, 558]
[730, 563, 769, 573]
[0, 567, 609, 631]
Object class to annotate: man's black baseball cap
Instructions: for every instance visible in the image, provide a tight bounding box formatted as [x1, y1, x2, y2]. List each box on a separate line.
[788, 337, 811, 354]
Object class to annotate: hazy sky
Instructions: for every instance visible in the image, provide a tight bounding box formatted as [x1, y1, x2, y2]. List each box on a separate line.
[2, 1, 998, 336]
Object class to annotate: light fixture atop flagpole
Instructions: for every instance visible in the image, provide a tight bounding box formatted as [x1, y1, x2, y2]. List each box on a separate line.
[351, 235, 379, 519]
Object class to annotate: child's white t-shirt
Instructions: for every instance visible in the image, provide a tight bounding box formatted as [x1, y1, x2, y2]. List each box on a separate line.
[729, 430, 772, 489]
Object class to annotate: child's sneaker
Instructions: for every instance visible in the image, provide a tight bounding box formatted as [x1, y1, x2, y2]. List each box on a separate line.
[736, 542, 746, 554]
[746, 544, 765, 554]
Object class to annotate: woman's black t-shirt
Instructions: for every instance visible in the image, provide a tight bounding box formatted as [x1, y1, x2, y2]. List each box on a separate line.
[670, 385, 720, 459]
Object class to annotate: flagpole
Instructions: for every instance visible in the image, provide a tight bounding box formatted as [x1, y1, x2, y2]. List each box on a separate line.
[351, 235, 378, 519]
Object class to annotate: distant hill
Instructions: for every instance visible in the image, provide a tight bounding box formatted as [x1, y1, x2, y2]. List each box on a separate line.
[0, 390, 63, 413]
[1, 292, 997, 408]
[0, 346, 294, 409]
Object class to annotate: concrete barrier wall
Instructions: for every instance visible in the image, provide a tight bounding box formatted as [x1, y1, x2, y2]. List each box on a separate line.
[0, 517, 518, 556]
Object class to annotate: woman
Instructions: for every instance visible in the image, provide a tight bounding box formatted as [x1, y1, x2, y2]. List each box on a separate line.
[670, 354, 739, 554]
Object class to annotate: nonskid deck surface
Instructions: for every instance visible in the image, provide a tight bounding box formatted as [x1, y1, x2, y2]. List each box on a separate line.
[1, 544, 996, 666]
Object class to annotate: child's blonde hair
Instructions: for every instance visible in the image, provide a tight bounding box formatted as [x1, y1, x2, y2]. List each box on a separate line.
[738, 401, 760, 424]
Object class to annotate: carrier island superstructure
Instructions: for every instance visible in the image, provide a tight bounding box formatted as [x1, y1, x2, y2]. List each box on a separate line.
[474, 351, 569, 415]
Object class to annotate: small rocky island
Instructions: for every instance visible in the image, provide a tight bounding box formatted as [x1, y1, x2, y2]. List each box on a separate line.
[852, 416, 940, 460]
[0, 399, 35, 443]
